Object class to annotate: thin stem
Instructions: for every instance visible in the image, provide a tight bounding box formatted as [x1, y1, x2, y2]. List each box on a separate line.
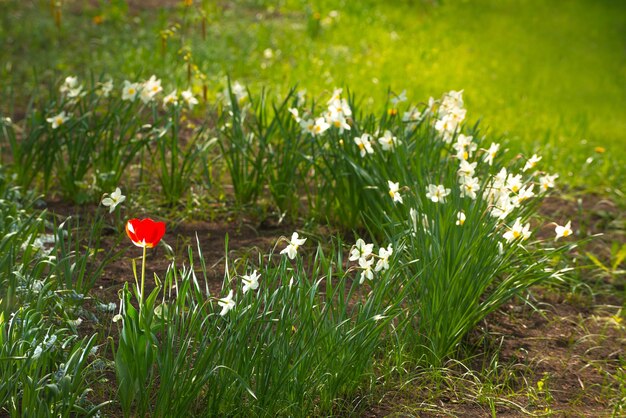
[141, 245, 147, 306]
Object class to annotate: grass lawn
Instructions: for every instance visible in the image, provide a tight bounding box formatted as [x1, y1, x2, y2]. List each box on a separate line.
[2, 0, 625, 195]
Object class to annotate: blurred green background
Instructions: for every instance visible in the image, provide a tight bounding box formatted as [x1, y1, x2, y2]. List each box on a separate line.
[1, 0, 625, 197]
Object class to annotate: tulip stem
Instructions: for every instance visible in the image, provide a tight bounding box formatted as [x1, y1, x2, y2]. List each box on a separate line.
[140, 245, 147, 306]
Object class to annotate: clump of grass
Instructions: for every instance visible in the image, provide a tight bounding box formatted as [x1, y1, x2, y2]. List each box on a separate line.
[222, 86, 579, 365]
[0, 170, 107, 416]
[112, 230, 402, 416]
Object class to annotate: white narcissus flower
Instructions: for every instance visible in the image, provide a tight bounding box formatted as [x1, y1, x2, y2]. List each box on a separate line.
[59, 76, 83, 98]
[47, 111, 69, 129]
[457, 159, 477, 179]
[67, 87, 84, 99]
[434, 107, 466, 143]
[300, 118, 315, 136]
[452, 134, 476, 161]
[554, 221, 573, 241]
[328, 97, 352, 117]
[434, 116, 456, 142]
[241, 270, 260, 294]
[288, 108, 301, 123]
[456, 211, 466, 226]
[326, 111, 350, 133]
[311, 117, 330, 136]
[539, 173, 558, 191]
[492, 167, 509, 191]
[447, 106, 467, 122]
[181, 89, 199, 109]
[227, 81, 247, 103]
[358, 257, 374, 284]
[503, 217, 531, 243]
[390, 89, 407, 106]
[218, 290, 236, 316]
[101, 187, 126, 213]
[327, 88, 343, 104]
[354, 134, 374, 157]
[122, 80, 140, 101]
[349, 238, 374, 262]
[506, 173, 523, 193]
[514, 184, 535, 205]
[375, 244, 393, 272]
[402, 105, 421, 123]
[59, 76, 79, 94]
[98, 79, 114, 97]
[140, 75, 163, 104]
[490, 194, 515, 220]
[483, 142, 500, 166]
[440, 90, 464, 114]
[523, 154, 542, 172]
[280, 232, 307, 260]
[163, 90, 178, 108]
[426, 184, 451, 203]
[296, 89, 307, 104]
[425, 96, 437, 116]
[388, 181, 403, 203]
[459, 176, 480, 200]
[378, 130, 399, 151]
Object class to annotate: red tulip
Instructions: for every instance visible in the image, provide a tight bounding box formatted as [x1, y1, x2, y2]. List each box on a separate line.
[125, 218, 166, 248]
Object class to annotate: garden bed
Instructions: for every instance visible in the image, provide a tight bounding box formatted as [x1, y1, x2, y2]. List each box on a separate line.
[40, 192, 626, 417]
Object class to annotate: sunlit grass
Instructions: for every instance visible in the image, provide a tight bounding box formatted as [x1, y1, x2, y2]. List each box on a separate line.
[1, 0, 624, 196]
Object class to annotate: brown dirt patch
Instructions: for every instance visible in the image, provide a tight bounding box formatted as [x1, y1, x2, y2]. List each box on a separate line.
[364, 289, 625, 417]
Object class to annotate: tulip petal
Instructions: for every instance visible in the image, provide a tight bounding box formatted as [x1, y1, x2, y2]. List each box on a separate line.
[126, 218, 166, 248]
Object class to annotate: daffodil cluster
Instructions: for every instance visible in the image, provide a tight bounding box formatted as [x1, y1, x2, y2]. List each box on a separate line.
[216, 269, 262, 316]
[349, 238, 393, 284]
[48, 75, 200, 131]
[413, 96, 564, 246]
[59, 76, 85, 100]
[216, 230, 309, 318]
[119, 75, 199, 108]
[351, 129, 402, 158]
[289, 88, 352, 137]
[433, 90, 466, 143]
